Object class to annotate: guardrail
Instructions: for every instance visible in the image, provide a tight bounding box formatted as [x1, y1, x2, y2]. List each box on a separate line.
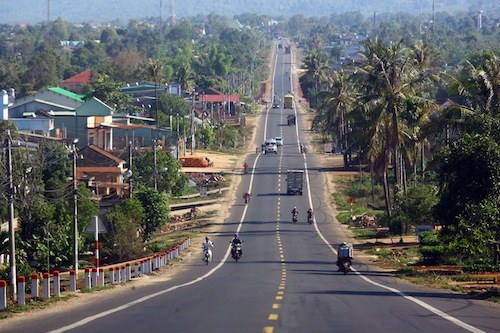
[0, 237, 191, 310]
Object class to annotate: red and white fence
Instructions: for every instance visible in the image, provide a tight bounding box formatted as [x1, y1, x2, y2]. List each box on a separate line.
[0, 237, 191, 309]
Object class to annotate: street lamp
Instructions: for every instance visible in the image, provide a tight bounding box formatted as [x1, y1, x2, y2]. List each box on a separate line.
[72, 138, 79, 276]
[5, 130, 16, 298]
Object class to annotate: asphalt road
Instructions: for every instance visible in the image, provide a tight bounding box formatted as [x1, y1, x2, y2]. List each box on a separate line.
[2, 40, 499, 333]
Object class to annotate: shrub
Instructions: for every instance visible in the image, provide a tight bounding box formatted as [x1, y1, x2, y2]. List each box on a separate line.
[419, 245, 445, 265]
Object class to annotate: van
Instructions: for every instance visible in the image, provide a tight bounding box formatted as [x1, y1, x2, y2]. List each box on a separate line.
[264, 139, 278, 154]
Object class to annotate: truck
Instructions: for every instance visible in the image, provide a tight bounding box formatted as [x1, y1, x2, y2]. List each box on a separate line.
[286, 170, 304, 195]
[284, 94, 294, 109]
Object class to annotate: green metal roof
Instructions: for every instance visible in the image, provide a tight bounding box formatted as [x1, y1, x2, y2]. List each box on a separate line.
[48, 87, 85, 101]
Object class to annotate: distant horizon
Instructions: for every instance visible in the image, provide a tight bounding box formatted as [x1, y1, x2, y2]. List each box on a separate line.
[0, 0, 496, 25]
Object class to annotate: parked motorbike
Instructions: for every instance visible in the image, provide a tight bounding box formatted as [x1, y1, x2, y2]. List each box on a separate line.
[339, 257, 351, 275]
[230, 242, 243, 262]
[292, 212, 298, 223]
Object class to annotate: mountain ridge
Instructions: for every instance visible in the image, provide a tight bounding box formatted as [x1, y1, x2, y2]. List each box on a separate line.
[0, 0, 496, 24]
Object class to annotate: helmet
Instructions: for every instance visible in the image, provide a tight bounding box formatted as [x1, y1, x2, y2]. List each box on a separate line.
[341, 241, 347, 246]
[234, 234, 238, 238]
[205, 237, 210, 242]
[293, 207, 296, 209]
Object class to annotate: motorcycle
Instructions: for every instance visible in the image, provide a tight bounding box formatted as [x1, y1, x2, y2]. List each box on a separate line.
[339, 257, 351, 275]
[292, 212, 298, 223]
[307, 215, 314, 225]
[230, 242, 243, 262]
[203, 248, 212, 265]
[243, 193, 251, 204]
[243, 163, 249, 174]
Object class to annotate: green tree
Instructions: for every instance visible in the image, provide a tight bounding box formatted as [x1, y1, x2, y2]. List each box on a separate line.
[83, 73, 128, 110]
[133, 187, 170, 241]
[433, 134, 500, 263]
[103, 198, 145, 262]
[301, 50, 330, 108]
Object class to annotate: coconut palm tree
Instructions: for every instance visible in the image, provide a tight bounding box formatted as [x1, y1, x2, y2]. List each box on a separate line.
[351, 38, 437, 217]
[317, 69, 358, 166]
[302, 50, 330, 108]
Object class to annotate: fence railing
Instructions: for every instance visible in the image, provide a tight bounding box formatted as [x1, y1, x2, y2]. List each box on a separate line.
[0, 237, 191, 310]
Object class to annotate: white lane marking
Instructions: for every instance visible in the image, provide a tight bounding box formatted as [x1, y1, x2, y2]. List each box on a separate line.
[303, 157, 485, 333]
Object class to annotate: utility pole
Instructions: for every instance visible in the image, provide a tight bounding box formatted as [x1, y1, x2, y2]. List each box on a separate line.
[6, 130, 16, 299]
[191, 90, 196, 155]
[72, 139, 79, 276]
[128, 141, 133, 198]
[153, 139, 158, 190]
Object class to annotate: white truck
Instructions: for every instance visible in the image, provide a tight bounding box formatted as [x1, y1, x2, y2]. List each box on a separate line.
[286, 170, 304, 195]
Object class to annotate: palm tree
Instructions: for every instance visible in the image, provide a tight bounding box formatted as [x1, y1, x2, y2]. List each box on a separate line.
[302, 50, 330, 108]
[317, 69, 358, 166]
[449, 50, 500, 117]
[351, 38, 437, 217]
[144, 59, 163, 125]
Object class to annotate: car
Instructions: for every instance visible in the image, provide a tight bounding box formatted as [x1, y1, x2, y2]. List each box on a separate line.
[272, 103, 280, 109]
[264, 139, 278, 154]
[275, 137, 283, 146]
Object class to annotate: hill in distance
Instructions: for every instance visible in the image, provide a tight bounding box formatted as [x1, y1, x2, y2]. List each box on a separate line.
[0, 0, 496, 24]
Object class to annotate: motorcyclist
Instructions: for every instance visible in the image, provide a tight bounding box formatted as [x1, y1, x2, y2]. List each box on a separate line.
[337, 241, 353, 270]
[292, 207, 298, 222]
[230, 234, 243, 257]
[202, 236, 214, 262]
[307, 208, 314, 223]
[243, 162, 249, 173]
[243, 191, 251, 203]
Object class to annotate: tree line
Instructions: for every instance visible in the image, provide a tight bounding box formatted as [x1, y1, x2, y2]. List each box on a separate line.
[296, 13, 499, 267]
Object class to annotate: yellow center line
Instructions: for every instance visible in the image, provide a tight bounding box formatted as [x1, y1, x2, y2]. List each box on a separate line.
[272, 303, 281, 309]
[268, 314, 278, 320]
[263, 327, 274, 333]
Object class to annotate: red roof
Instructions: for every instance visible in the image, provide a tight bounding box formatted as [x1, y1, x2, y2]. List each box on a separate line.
[78, 167, 122, 174]
[201, 94, 240, 103]
[63, 69, 92, 84]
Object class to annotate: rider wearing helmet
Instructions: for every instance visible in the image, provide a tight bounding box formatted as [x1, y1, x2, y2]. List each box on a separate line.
[231, 233, 243, 256]
[336, 241, 353, 270]
[292, 207, 298, 215]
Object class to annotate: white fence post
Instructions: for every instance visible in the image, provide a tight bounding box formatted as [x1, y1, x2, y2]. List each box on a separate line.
[84, 268, 91, 289]
[53, 271, 61, 297]
[42, 272, 50, 299]
[69, 270, 77, 292]
[17, 276, 26, 306]
[31, 273, 39, 299]
[0, 280, 6, 310]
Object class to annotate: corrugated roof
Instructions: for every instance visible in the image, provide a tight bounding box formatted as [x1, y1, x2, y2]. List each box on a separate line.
[202, 94, 240, 103]
[48, 87, 85, 101]
[63, 69, 92, 84]
[87, 144, 125, 164]
[77, 166, 122, 174]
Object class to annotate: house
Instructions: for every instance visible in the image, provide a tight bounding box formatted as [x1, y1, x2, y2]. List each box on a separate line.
[197, 88, 241, 121]
[63, 69, 92, 93]
[77, 144, 130, 198]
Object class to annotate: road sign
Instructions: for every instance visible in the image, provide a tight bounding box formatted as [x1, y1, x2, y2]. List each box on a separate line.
[199, 186, 208, 198]
[85, 215, 107, 234]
